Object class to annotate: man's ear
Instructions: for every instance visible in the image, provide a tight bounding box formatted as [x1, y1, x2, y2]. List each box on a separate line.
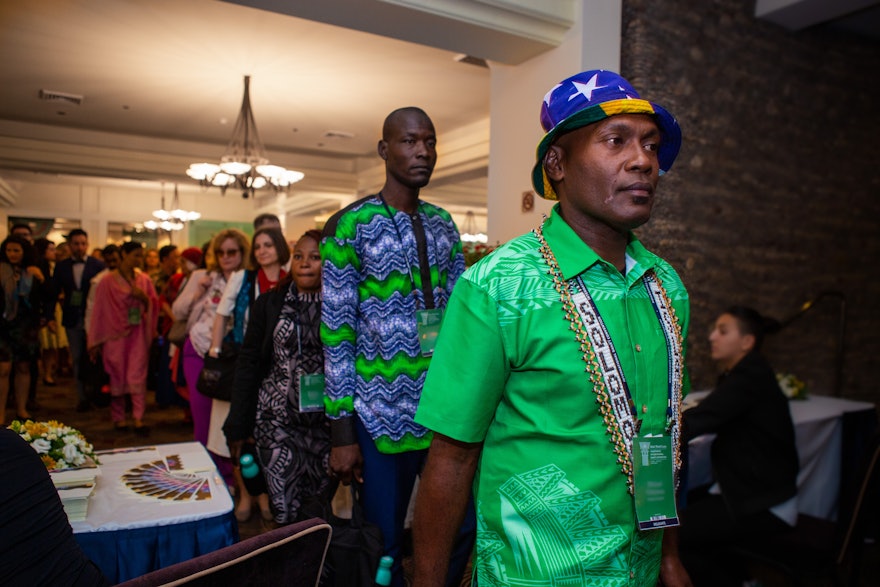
[377, 140, 388, 160]
[543, 145, 564, 182]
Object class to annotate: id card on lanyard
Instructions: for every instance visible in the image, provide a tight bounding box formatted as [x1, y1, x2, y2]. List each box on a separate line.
[288, 315, 325, 412]
[416, 308, 443, 357]
[632, 434, 680, 529]
[127, 306, 142, 325]
[297, 373, 325, 412]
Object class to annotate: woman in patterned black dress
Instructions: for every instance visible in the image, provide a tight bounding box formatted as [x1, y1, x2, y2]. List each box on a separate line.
[224, 230, 332, 523]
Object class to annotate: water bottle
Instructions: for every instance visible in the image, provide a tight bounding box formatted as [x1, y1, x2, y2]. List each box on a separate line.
[239, 448, 267, 496]
[374, 555, 393, 586]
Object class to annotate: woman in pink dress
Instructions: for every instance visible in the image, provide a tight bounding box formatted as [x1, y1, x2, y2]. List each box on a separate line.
[88, 241, 158, 434]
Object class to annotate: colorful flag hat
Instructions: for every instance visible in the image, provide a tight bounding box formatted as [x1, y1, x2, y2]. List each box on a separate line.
[532, 70, 682, 200]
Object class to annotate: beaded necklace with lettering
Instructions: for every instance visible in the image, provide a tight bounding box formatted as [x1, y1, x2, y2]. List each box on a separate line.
[534, 218, 684, 494]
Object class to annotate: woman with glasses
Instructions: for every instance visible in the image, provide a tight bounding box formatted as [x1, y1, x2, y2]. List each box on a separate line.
[209, 226, 290, 522]
[172, 229, 249, 486]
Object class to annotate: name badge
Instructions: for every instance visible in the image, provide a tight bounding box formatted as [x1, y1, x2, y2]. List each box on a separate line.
[127, 306, 142, 325]
[632, 434, 680, 530]
[416, 308, 443, 357]
[297, 373, 325, 413]
[70, 290, 83, 307]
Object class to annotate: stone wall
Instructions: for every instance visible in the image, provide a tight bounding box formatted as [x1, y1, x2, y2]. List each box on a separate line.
[621, 0, 880, 401]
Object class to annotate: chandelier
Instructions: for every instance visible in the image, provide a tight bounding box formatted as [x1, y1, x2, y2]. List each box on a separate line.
[460, 210, 488, 243]
[186, 76, 304, 199]
[144, 183, 200, 232]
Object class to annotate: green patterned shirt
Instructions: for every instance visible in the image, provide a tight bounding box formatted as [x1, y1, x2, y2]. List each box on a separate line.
[321, 195, 464, 453]
[416, 205, 690, 586]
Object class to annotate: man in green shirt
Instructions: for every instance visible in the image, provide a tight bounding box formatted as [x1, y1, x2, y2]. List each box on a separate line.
[413, 70, 693, 586]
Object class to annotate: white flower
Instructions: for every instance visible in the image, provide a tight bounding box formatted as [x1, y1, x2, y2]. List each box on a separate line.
[62, 443, 80, 462]
[12, 420, 99, 470]
[32, 438, 51, 454]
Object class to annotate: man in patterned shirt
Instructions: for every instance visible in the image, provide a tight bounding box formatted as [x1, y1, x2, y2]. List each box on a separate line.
[321, 107, 475, 587]
[413, 70, 693, 586]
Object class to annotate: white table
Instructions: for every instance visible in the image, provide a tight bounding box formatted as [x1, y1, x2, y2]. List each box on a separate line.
[72, 442, 236, 582]
[686, 392, 876, 520]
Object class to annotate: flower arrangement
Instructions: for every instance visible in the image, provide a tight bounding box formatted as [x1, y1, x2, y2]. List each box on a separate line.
[7, 419, 99, 470]
[463, 242, 496, 267]
[776, 373, 808, 400]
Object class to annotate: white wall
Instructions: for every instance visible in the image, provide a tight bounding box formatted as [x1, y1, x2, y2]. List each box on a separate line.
[1, 174, 258, 246]
[486, 0, 622, 244]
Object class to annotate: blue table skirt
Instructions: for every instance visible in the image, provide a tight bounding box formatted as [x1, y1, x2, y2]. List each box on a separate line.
[75, 511, 239, 583]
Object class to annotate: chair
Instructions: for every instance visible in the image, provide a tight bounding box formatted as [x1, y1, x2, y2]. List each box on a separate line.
[115, 517, 331, 587]
[731, 431, 880, 586]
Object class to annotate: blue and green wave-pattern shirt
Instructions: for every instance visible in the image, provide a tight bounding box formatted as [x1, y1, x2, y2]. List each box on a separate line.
[321, 194, 464, 454]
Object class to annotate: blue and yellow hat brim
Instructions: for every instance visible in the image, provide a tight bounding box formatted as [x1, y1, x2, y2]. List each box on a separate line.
[531, 98, 681, 200]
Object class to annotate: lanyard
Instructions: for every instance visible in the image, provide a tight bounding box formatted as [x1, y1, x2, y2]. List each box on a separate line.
[535, 219, 684, 494]
[378, 193, 436, 309]
[294, 310, 303, 363]
[571, 273, 681, 434]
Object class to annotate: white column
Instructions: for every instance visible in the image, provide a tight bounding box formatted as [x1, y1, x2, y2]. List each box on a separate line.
[80, 185, 106, 246]
[486, 0, 622, 244]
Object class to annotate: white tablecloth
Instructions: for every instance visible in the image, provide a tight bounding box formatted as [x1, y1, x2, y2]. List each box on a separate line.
[686, 392, 875, 520]
[72, 441, 233, 533]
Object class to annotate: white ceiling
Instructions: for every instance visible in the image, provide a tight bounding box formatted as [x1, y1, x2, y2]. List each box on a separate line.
[0, 0, 508, 209]
[0, 0, 875, 215]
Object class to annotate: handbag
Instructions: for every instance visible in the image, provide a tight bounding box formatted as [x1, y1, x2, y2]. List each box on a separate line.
[167, 319, 188, 347]
[196, 343, 237, 401]
[301, 482, 385, 587]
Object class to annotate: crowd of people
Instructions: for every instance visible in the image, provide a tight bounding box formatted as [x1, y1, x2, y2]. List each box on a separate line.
[2, 70, 807, 587]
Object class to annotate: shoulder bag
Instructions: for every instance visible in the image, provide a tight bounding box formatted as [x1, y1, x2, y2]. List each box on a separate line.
[196, 342, 238, 401]
[166, 319, 189, 347]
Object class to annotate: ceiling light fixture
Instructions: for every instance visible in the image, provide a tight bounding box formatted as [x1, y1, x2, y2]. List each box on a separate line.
[144, 182, 200, 232]
[186, 76, 304, 199]
[460, 210, 488, 243]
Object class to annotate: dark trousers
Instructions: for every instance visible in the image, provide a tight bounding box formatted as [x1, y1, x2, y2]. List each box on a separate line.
[679, 493, 792, 586]
[355, 418, 475, 587]
[154, 338, 186, 407]
[66, 326, 88, 403]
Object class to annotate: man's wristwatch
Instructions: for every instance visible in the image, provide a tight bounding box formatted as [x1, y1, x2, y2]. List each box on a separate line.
[209, 346, 221, 356]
